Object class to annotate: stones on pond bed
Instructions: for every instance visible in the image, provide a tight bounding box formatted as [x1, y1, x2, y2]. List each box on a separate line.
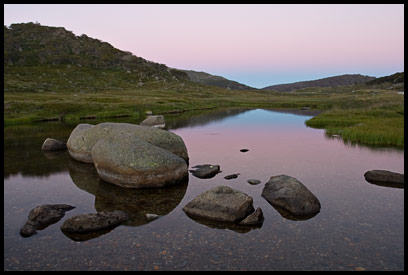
[364, 170, 404, 188]
[189, 164, 220, 179]
[41, 138, 67, 151]
[20, 204, 75, 237]
[261, 175, 321, 218]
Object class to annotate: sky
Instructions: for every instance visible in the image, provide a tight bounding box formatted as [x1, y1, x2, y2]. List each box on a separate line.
[3, 4, 404, 88]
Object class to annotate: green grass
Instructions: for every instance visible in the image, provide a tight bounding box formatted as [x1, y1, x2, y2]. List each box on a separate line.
[4, 66, 404, 148]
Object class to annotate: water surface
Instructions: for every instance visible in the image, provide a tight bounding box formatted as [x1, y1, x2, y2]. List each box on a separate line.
[4, 108, 404, 271]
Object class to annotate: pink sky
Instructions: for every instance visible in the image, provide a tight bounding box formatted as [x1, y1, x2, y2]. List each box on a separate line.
[4, 4, 404, 88]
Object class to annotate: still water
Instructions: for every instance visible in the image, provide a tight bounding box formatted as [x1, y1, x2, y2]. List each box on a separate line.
[4, 108, 404, 271]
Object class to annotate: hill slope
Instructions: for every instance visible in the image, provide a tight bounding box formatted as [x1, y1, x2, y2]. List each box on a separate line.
[182, 70, 255, 90]
[4, 22, 189, 83]
[263, 74, 376, 92]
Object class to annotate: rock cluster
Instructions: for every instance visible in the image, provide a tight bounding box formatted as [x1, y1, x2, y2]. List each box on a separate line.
[20, 204, 75, 237]
[66, 122, 189, 189]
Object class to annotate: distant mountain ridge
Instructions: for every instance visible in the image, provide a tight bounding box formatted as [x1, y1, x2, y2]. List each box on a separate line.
[182, 70, 256, 90]
[263, 74, 376, 92]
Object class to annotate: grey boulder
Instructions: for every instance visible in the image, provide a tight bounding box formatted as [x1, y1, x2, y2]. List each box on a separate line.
[261, 175, 321, 217]
[364, 170, 404, 188]
[182, 185, 255, 223]
[92, 132, 188, 189]
[66, 122, 188, 164]
[189, 164, 220, 179]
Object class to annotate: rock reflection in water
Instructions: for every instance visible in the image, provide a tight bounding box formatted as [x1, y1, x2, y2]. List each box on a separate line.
[184, 214, 263, 233]
[68, 158, 188, 227]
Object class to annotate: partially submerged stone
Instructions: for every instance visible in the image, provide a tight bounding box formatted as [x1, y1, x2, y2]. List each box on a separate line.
[182, 185, 255, 223]
[41, 138, 67, 151]
[247, 179, 262, 185]
[364, 170, 404, 188]
[261, 175, 321, 217]
[140, 115, 165, 128]
[20, 204, 75, 237]
[92, 133, 188, 188]
[60, 211, 129, 233]
[189, 164, 220, 179]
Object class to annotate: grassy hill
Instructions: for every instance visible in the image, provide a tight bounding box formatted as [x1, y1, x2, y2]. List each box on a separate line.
[263, 74, 376, 92]
[182, 70, 256, 90]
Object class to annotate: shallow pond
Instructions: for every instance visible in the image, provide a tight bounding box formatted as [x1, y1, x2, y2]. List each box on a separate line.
[4, 108, 404, 271]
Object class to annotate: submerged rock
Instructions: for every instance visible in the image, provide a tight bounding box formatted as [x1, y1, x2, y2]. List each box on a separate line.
[189, 164, 220, 179]
[20, 204, 75, 237]
[183, 185, 255, 223]
[60, 211, 129, 233]
[261, 175, 321, 217]
[364, 170, 404, 188]
[41, 138, 67, 151]
[92, 132, 188, 188]
[140, 115, 165, 128]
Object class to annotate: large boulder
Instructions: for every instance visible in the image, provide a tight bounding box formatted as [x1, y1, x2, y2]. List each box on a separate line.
[66, 122, 188, 164]
[182, 185, 255, 223]
[261, 175, 321, 217]
[92, 132, 188, 189]
[364, 170, 404, 188]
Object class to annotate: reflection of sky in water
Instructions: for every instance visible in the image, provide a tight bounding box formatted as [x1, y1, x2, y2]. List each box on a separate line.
[4, 108, 404, 271]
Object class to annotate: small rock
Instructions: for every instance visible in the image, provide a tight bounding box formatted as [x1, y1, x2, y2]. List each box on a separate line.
[247, 179, 261, 185]
[240, 149, 249, 152]
[224, 173, 239, 180]
[41, 138, 67, 151]
[364, 170, 404, 188]
[140, 115, 165, 128]
[189, 164, 220, 179]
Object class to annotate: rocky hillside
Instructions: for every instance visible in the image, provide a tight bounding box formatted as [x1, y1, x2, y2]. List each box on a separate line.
[4, 22, 189, 82]
[182, 70, 255, 90]
[263, 74, 376, 92]
[365, 72, 404, 86]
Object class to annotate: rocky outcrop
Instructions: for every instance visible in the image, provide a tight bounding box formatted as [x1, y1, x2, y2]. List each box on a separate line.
[67, 122, 188, 164]
[261, 175, 321, 217]
[92, 132, 188, 188]
[182, 185, 255, 223]
[364, 170, 404, 188]
[189, 164, 220, 179]
[140, 115, 165, 128]
[20, 204, 75, 237]
[60, 211, 129, 233]
[41, 138, 67, 151]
